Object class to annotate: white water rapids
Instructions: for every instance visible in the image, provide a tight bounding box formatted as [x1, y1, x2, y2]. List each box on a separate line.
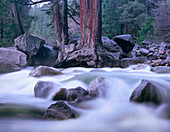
[0, 66, 170, 132]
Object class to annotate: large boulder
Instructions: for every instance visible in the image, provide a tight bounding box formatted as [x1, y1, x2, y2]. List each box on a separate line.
[87, 77, 106, 97]
[29, 66, 62, 77]
[120, 56, 147, 68]
[34, 81, 56, 98]
[30, 45, 57, 66]
[0, 48, 27, 73]
[42, 101, 76, 120]
[130, 80, 163, 105]
[102, 36, 122, 52]
[14, 34, 45, 57]
[113, 34, 135, 53]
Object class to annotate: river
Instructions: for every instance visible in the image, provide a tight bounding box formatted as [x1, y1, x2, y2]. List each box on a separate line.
[0, 66, 170, 132]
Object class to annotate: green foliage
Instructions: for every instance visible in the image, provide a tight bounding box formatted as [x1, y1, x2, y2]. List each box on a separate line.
[0, 0, 32, 47]
[28, 4, 56, 44]
[118, 0, 146, 37]
[136, 17, 154, 45]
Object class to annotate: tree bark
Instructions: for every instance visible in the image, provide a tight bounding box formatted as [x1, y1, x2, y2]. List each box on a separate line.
[51, 0, 62, 45]
[11, 0, 24, 34]
[61, 0, 68, 45]
[51, 0, 68, 61]
[56, 0, 104, 67]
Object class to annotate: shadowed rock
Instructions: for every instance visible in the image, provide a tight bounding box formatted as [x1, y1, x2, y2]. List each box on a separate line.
[114, 34, 134, 53]
[53, 87, 88, 103]
[30, 45, 57, 66]
[42, 101, 76, 120]
[130, 80, 163, 105]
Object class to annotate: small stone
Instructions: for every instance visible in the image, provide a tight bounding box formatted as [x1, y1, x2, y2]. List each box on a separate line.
[140, 48, 149, 55]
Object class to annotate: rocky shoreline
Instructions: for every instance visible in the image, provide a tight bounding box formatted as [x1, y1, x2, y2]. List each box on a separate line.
[0, 34, 170, 120]
[0, 33, 170, 73]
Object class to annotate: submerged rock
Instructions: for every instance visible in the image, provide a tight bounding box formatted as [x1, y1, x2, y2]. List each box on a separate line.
[34, 81, 55, 98]
[113, 34, 134, 53]
[130, 80, 163, 105]
[42, 101, 76, 120]
[53, 87, 88, 103]
[151, 66, 170, 73]
[0, 48, 27, 73]
[157, 104, 170, 119]
[29, 66, 62, 77]
[15, 34, 45, 57]
[88, 77, 106, 97]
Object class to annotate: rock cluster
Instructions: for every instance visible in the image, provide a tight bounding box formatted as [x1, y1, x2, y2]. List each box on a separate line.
[33, 75, 107, 120]
[134, 41, 170, 67]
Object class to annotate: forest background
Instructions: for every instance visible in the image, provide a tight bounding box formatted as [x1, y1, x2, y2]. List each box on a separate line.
[0, 0, 169, 47]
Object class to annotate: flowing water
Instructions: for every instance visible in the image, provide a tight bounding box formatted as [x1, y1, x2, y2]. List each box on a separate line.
[0, 66, 170, 132]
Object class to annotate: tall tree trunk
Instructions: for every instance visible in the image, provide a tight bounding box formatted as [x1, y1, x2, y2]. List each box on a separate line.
[11, 0, 24, 34]
[51, 0, 68, 61]
[0, 19, 3, 39]
[61, 0, 68, 45]
[52, 0, 62, 45]
[55, 0, 119, 68]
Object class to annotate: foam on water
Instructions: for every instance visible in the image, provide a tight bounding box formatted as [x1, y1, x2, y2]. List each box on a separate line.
[0, 66, 170, 132]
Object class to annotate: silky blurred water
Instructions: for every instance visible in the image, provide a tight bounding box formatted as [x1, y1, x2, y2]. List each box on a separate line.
[0, 66, 170, 132]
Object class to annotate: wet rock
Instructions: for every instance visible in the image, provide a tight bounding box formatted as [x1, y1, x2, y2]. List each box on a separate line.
[121, 56, 147, 68]
[29, 66, 62, 77]
[130, 80, 163, 105]
[113, 34, 134, 53]
[133, 64, 148, 70]
[102, 36, 122, 52]
[140, 48, 149, 55]
[0, 48, 27, 73]
[67, 87, 88, 103]
[34, 81, 55, 98]
[53, 87, 88, 103]
[15, 34, 45, 57]
[88, 77, 106, 97]
[30, 45, 57, 66]
[151, 66, 170, 73]
[43, 101, 76, 120]
[53, 88, 67, 101]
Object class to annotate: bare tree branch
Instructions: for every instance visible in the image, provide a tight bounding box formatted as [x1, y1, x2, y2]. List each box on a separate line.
[15, 0, 51, 5]
[68, 12, 80, 25]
